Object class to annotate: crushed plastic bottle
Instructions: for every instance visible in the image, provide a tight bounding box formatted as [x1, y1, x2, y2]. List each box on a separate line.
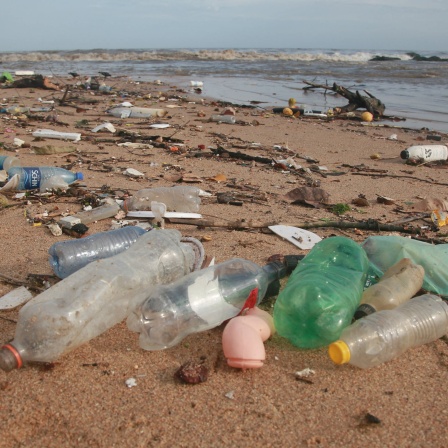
[273, 236, 369, 349]
[127, 258, 286, 350]
[49, 226, 147, 278]
[329, 294, 448, 369]
[0, 229, 204, 371]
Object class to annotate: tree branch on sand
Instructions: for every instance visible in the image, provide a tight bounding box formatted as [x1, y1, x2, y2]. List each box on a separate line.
[303, 80, 386, 118]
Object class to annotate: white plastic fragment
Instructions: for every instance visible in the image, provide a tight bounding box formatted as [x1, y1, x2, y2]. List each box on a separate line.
[91, 122, 116, 133]
[0, 286, 33, 310]
[124, 168, 144, 178]
[225, 390, 235, 399]
[47, 222, 62, 236]
[295, 368, 315, 378]
[32, 129, 81, 142]
[125, 378, 137, 388]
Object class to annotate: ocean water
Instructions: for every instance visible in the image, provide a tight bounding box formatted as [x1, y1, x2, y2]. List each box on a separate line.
[1, 48, 447, 133]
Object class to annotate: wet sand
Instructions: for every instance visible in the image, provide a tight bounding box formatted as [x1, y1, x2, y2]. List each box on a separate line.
[0, 76, 447, 447]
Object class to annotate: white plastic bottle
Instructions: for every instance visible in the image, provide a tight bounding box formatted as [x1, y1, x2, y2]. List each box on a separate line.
[48, 226, 147, 278]
[126, 258, 286, 350]
[122, 186, 202, 213]
[400, 145, 448, 162]
[7, 166, 83, 191]
[329, 294, 448, 369]
[0, 229, 203, 371]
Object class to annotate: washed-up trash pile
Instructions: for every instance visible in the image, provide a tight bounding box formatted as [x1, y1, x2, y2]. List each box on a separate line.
[1, 73, 448, 382]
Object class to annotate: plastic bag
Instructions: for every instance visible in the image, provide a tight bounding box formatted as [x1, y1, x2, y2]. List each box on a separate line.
[361, 235, 448, 297]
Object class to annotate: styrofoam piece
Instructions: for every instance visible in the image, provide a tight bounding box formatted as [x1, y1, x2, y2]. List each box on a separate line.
[268, 225, 322, 249]
[0, 286, 33, 310]
[32, 129, 81, 142]
[149, 123, 170, 129]
[126, 211, 202, 219]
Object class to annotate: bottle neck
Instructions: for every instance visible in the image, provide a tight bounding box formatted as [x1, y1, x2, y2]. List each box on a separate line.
[262, 261, 287, 284]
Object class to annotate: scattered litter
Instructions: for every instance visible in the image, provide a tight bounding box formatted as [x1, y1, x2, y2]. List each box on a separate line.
[125, 378, 137, 388]
[149, 123, 170, 129]
[295, 368, 315, 378]
[387, 134, 398, 140]
[268, 225, 322, 250]
[47, 222, 62, 236]
[0, 286, 33, 310]
[118, 142, 154, 150]
[91, 122, 116, 133]
[123, 168, 145, 178]
[32, 129, 81, 142]
[13, 138, 25, 147]
[126, 211, 202, 219]
[225, 390, 235, 399]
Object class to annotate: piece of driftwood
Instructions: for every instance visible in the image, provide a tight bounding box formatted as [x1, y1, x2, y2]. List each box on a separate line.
[166, 217, 419, 234]
[10, 75, 60, 91]
[303, 81, 385, 117]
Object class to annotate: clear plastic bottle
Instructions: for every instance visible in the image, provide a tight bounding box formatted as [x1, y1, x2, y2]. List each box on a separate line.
[329, 294, 448, 369]
[7, 166, 83, 191]
[49, 226, 147, 279]
[0, 229, 203, 371]
[273, 236, 369, 349]
[400, 145, 448, 161]
[122, 186, 202, 213]
[126, 258, 286, 350]
[67, 199, 121, 225]
[0, 155, 20, 171]
[210, 115, 236, 124]
[354, 258, 425, 320]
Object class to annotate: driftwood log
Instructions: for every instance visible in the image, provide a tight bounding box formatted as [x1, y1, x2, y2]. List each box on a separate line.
[303, 81, 385, 118]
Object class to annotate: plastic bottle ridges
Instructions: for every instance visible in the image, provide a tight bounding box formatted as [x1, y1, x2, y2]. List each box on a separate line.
[49, 226, 147, 278]
[329, 294, 448, 369]
[273, 236, 369, 349]
[7, 166, 83, 190]
[127, 258, 286, 350]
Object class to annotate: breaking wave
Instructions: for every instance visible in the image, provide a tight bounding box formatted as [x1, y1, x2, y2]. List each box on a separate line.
[0, 48, 424, 63]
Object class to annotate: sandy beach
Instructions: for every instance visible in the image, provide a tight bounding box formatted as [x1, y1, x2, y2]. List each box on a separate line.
[0, 75, 447, 447]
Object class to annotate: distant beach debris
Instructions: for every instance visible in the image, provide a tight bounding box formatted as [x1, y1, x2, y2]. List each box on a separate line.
[370, 52, 448, 62]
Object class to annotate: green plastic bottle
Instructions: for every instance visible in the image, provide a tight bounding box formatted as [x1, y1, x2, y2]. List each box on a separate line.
[273, 236, 369, 349]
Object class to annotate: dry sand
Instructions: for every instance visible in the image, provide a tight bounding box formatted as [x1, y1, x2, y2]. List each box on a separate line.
[0, 76, 447, 447]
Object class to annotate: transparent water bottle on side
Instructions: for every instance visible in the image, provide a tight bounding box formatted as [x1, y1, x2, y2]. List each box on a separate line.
[273, 236, 369, 349]
[122, 186, 202, 213]
[329, 294, 448, 369]
[7, 166, 83, 191]
[0, 155, 20, 171]
[0, 229, 203, 371]
[127, 258, 286, 350]
[49, 226, 147, 278]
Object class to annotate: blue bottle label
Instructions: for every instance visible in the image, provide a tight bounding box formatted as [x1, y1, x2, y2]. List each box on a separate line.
[21, 167, 42, 189]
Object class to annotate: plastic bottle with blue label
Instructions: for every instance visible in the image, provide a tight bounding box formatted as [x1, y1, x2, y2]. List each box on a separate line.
[7, 166, 83, 191]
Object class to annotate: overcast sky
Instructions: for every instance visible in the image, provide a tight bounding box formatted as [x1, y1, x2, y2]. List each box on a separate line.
[2, 0, 447, 52]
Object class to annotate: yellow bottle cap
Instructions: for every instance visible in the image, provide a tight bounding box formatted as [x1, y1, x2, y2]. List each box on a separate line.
[328, 340, 351, 365]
